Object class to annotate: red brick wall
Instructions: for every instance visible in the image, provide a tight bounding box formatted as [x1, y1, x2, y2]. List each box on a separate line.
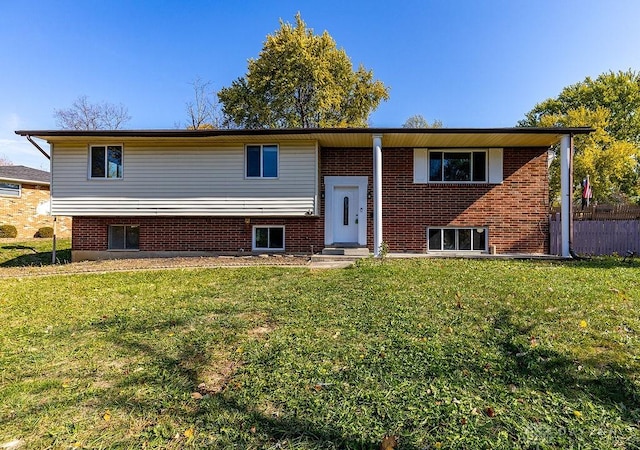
[381, 148, 550, 253]
[72, 216, 323, 253]
[320, 147, 549, 254]
[72, 147, 549, 255]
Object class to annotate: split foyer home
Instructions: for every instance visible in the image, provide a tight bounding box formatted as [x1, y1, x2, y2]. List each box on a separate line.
[15, 127, 590, 261]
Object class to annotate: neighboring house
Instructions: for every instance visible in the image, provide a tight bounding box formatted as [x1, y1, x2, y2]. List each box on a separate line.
[0, 165, 71, 239]
[15, 128, 590, 261]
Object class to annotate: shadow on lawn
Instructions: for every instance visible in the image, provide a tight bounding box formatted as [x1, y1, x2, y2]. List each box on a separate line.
[47, 307, 638, 448]
[0, 246, 71, 267]
[89, 314, 391, 449]
[492, 309, 640, 419]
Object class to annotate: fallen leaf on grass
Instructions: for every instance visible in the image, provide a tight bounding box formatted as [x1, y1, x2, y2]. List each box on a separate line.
[485, 407, 496, 417]
[103, 410, 111, 422]
[579, 320, 588, 328]
[379, 434, 399, 449]
[191, 392, 203, 399]
[184, 427, 194, 439]
[573, 410, 582, 418]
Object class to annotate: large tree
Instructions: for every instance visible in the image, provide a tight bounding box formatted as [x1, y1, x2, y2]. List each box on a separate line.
[54, 95, 131, 130]
[218, 14, 389, 128]
[519, 70, 640, 204]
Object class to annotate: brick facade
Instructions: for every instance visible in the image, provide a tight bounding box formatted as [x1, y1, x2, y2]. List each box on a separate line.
[0, 184, 72, 239]
[72, 146, 549, 255]
[73, 216, 323, 254]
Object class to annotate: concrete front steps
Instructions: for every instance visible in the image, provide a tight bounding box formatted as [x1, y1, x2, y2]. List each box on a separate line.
[309, 246, 371, 268]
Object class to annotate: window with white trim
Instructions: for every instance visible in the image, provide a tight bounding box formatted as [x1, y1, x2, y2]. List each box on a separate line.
[246, 144, 278, 178]
[108, 225, 139, 250]
[0, 182, 20, 197]
[428, 227, 487, 251]
[414, 148, 503, 184]
[90, 145, 123, 179]
[253, 226, 284, 251]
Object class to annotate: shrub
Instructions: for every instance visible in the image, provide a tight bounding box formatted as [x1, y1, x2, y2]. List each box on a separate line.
[0, 224, 18, 238]
[36, 227, 54, 238]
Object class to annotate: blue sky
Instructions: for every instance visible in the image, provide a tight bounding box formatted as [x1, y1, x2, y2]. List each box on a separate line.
[1, 0, 639, 169]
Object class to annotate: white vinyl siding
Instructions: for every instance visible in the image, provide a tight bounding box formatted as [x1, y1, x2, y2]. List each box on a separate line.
[414, 148, 503, 184]
[51, 141, 318, 216]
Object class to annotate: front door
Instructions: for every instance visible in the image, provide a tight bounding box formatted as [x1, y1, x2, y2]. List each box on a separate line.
[324, 176, 368, 247]
[332, 186, 360, 244]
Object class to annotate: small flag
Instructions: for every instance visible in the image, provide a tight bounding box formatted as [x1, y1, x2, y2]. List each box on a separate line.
[582, 178, 592, 199]
[581, 177, 592, 209]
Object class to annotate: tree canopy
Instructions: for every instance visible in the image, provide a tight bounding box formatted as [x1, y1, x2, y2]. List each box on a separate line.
[217, 14, 389, 129]
[519, 70, 640, 204]
[54, 95, 131, 130]
[402, 114, 443, 128]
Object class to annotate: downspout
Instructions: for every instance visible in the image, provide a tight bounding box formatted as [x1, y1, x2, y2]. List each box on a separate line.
[560, 134, 571, 257]
[373, 135, 383, 257]
[25, 135, 51, 160]
[25, 135, 57, 263]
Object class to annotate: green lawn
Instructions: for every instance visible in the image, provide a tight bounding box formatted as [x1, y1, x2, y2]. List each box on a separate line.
[0, 238, 71, 266]
[0, 258, 638, 449]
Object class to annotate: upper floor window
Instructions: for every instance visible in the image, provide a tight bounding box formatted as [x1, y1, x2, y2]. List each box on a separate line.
[414, 148, 503, 184]
[429, 150, 486, 182]
[90, 145, 123, 179]
[246, 144, 278, 178]
[0, 182, 20, 197]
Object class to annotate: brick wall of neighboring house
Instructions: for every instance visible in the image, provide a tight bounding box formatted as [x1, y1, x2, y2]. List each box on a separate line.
[71, 146, 549, 255]
[72, 216, 323, 254]
[0, 184, 72, 239]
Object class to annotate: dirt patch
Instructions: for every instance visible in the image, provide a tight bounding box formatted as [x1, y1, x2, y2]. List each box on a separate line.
[198, 359, 238, 395]
[248, 324, 275, 338]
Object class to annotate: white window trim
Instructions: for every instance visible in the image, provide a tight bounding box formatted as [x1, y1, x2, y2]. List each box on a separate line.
[427, 226, 488, 252]
[245, 144, 279, 179]
[252, 225, 285, 251]
[107, 224, 140, 251]
[414, 148, 503, 184]
[0, 181, 21, 198]
[88, 144, 124, 180]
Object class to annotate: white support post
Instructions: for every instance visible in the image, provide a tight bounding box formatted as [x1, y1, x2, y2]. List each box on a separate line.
[373, 135, 383, 257]
[560, 135, 571, 257]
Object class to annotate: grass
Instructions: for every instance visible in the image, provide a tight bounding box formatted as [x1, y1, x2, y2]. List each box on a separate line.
[0, 238, 71, 266]
[0, 257, 639, 449]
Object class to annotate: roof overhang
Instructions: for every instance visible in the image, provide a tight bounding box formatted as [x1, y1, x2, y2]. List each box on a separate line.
[0, 177, 49, 186]
[15, 127, 594, 149]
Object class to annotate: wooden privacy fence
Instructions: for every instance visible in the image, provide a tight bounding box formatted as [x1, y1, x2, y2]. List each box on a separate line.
[551, 204, 640, 221]
[550, 216, 640, 256]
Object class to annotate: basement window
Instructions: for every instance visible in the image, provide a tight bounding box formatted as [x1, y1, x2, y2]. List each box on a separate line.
[428, 227, 487, 252]
[108, 225, 139, 250]
[253, 226, 284, 251]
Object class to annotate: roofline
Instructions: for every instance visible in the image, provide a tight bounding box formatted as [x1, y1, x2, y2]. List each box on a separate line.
[0, 176, 49, 185]
[15, 126, 595, 138]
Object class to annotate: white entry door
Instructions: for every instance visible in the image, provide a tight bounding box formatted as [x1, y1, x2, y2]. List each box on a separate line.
[332, 186, 360, 243]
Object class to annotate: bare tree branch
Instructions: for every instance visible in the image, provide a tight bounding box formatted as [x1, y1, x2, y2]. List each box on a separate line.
[185, 78, 221, 129]
[54, 95, 131, 130]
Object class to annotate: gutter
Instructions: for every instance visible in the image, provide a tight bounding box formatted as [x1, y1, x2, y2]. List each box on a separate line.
[25, 135, 50, 160]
